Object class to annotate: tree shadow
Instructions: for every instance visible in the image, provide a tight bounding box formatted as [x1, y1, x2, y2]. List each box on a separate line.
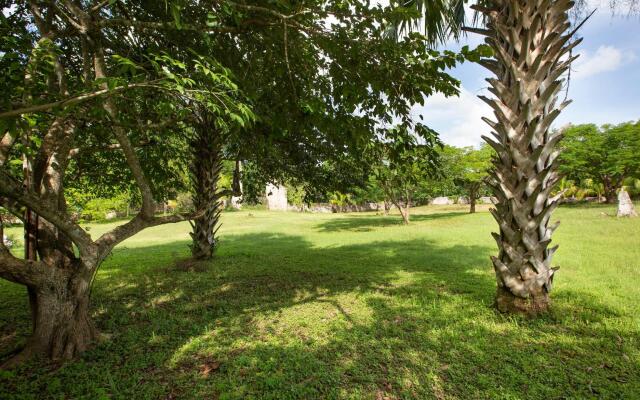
[316, 211, 470, 232]
[0, 232, 638, 399]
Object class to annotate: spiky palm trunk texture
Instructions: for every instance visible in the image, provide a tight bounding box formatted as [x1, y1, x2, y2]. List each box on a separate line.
[477, 0, 580, 314]
[190, 122, 224, 260]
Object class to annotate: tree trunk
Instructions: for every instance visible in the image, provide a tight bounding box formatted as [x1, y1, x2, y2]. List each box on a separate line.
[2, 268, 98, 368]
[190, 115, 224, 260]
[401, 190, 411, 224]
[383, 200, 391, 216]
[400, 206, 410, 224]
[477, 0, 578, 315]
[393, 200, 410, 225]
[469, 186, 477, 214]
[29, 277, 96, 358]
[603, 176, 617, 204]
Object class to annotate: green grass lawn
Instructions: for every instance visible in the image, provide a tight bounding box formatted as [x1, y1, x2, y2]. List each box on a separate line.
[1, 204, 639, 399]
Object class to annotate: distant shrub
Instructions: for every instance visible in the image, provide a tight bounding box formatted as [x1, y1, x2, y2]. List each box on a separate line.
[287, 185, 306, 209]
[82, 193, 130, 221]
[175, 192, 194, 213]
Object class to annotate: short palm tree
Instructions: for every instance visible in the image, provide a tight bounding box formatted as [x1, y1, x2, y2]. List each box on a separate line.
[396, 0, 594, 314]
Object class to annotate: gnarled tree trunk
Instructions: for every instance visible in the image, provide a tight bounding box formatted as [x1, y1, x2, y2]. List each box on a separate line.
[476, 0, 580, 315]
[21, 268, 97, 363]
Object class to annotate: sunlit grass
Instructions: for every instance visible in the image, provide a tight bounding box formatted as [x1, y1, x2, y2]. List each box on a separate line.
[1, 204, 639, 399]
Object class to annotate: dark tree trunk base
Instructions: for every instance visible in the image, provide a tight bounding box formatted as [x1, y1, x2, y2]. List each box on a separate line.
[494, 286, 550, 316]
[2, 286, 98, 369]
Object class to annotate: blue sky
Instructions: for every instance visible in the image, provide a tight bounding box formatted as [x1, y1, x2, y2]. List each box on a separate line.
[415, 7, 640, 147]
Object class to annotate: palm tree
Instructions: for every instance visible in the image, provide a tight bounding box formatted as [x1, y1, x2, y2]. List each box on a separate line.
[395, 0, 591, 314]
[189, 113, 226, 260]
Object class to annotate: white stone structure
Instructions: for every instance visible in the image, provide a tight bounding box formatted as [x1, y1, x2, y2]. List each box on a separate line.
[479, 196, 498, 205]
[266, 183, 288, 211]
[617, 188, 637, 217]
[430, 196, 454, 205]
[230, 162, 243, 209]
[2, 234, 13, 248]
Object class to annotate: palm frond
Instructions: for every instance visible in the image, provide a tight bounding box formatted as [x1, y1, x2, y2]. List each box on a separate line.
[390, 0, 467, 45]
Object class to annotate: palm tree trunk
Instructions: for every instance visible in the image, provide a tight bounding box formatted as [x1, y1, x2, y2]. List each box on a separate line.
[476, 0, 580, 314]
[189, 118, 224, 260]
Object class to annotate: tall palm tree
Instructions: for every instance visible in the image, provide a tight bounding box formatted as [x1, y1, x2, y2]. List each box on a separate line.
[396, 0, 591, 314]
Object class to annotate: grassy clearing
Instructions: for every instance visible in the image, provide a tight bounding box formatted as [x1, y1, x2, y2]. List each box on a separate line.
[1, 204, 639, 399]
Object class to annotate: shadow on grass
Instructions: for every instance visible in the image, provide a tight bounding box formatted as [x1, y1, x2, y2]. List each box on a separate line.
[316, 211, 470, 232]
[0, 232, 638, 399]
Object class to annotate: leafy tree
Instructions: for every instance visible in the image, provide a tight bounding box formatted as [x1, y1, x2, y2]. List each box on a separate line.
[0, 1, 250, 365]
[559, 122, 640, 203]
[351, 175, 388, 212]
[371, 126, 440, 224]
[445, 145, 493, 213]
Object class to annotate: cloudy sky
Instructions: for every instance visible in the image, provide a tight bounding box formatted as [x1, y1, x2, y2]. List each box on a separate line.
[415, 7, 640, 147]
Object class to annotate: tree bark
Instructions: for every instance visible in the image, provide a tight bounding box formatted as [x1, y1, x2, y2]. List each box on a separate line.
[392, 199, 410, 225]
[603, 176, 617, 204]
[0, 257, 98, 369]
[401, 190, 411, 224]
[476, 0, 579, 315]
[24, 273, 97, 360]
[469, 186, 478, 214]
[495, 285, 550, 315]
[190, 115, 224, 260]
[400, 206, 410, 224]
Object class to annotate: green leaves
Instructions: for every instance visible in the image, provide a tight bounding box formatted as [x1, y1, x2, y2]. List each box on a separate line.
[461, 44, 494, 63]
[112, 55, 143, 76]
[559, 122, 640, 194]
[171, 3, 182, 29]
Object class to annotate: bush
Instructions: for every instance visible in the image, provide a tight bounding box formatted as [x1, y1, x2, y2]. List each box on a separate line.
[175, 192, 194, 213]
[286, 185, 306, 209]
[82, 193, 130, 221]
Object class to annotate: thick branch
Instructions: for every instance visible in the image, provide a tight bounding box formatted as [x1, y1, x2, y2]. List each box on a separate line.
[0, 171, 92, 249]
[97, 18, 252, 33]
[95, 209, 206, 258]
[0, 81, 164, 119]
[92, 41, 156, 218]
[0, 246, 51, 287]
[0, 132, 15, 166]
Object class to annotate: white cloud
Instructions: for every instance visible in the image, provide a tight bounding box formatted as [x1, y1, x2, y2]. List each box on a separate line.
[412, 86, 492, 148]
[573, 45, 636, 79]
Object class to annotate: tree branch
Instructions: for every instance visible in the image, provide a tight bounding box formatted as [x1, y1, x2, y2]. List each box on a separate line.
[93, 44, 157, 218]
[0, 81, 164, 119]
[95, 209, 206, 259]
[0, 171, 92, 249]
[0, 132, 15, 167]
[0, 247, 50, 287]
[96, 18, 251, 33]
[91, 0, 112, 14]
